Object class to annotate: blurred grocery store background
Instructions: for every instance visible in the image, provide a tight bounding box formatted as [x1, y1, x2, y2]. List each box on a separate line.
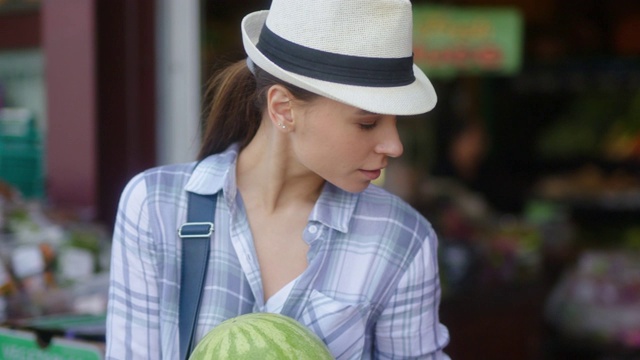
[1, 0, 639, 358]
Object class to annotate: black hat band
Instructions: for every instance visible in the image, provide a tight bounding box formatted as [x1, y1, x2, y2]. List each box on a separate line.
[256, 25, 415, 87]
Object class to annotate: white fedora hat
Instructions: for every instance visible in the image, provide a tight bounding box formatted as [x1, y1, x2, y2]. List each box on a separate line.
[241, 0, 437, 116]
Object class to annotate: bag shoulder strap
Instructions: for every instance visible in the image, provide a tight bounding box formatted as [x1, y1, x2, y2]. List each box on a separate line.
[178, 191, 218, 360]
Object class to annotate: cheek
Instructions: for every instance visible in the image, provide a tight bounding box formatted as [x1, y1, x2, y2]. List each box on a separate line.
[294, 128, 357, 173]
[292, 107, 372, 174]
[301, 136, 348, 166]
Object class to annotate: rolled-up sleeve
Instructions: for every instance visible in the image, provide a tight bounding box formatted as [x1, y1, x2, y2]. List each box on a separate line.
[374, 227, 450, 359]
[106, 173, 162, 359]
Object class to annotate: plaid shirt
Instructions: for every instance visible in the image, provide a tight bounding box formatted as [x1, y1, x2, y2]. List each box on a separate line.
[106, 144, 449, 359]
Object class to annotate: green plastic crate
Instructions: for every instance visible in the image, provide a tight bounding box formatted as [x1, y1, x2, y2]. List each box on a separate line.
[0, 108, 44, 199]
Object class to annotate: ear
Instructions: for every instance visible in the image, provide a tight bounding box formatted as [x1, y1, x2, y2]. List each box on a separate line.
[267, 85, 294, 131]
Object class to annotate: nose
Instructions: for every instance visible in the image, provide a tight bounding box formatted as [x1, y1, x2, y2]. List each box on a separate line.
[375, 119, 404, 158]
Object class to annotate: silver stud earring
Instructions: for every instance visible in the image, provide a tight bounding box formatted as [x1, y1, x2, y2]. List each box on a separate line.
[278, 123, 286, 129]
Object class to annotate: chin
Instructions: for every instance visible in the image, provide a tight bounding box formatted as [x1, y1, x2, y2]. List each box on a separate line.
[333, 181, 370, 194]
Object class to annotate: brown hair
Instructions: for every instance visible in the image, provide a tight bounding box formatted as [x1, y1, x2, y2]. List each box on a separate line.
[198, 60, 317, 160]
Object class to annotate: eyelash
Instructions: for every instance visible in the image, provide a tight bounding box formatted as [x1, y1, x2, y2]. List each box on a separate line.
[359, 122, 377, 130]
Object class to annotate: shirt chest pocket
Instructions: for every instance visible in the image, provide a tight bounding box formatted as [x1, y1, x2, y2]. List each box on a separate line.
[298, 290, 368, 360]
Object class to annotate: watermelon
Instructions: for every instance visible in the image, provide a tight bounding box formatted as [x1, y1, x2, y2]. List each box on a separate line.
[189, 312, 334, 360]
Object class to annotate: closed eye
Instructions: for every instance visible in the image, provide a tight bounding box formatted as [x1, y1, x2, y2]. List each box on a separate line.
[359, 122, 378, 130]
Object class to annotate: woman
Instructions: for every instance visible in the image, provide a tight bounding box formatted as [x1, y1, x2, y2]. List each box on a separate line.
[106, 0, 450, 358]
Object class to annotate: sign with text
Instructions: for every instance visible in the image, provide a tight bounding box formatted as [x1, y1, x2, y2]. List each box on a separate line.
[413, 5, 523, 77]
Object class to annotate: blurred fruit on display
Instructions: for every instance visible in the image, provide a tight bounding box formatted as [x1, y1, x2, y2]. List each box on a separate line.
[546, 250, 640, 349]
[0, 182, 111, 322]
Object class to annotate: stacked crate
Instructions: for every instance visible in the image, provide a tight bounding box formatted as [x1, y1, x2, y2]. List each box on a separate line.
[0, 108, 43, 199]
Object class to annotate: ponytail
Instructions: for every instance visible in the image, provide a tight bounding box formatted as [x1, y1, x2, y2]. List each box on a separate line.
[198, 60, 318, 160]
[198, 60, 259, 160]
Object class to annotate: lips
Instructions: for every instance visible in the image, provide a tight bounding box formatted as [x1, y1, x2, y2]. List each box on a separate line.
[360, 169, 382, 180]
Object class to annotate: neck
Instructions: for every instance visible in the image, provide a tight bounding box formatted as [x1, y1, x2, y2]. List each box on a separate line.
[236, 121, 324, 213]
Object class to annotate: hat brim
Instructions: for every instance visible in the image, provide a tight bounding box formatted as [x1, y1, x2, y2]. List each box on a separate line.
[241, 11, 437, 116]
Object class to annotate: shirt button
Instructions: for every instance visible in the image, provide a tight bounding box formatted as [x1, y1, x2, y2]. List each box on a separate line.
[308, 225, 318, 234]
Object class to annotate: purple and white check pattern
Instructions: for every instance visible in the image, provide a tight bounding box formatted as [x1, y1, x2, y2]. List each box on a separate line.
[106, 144, 449, 359]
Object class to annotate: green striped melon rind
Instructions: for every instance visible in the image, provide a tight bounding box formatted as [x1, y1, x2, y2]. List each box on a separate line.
[189, 312, 334, 360]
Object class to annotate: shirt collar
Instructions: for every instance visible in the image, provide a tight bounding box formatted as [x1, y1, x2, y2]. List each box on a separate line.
[184, 142, 359, 234]
[309, 182, 359, 234]
[184, 143, 240, 196]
